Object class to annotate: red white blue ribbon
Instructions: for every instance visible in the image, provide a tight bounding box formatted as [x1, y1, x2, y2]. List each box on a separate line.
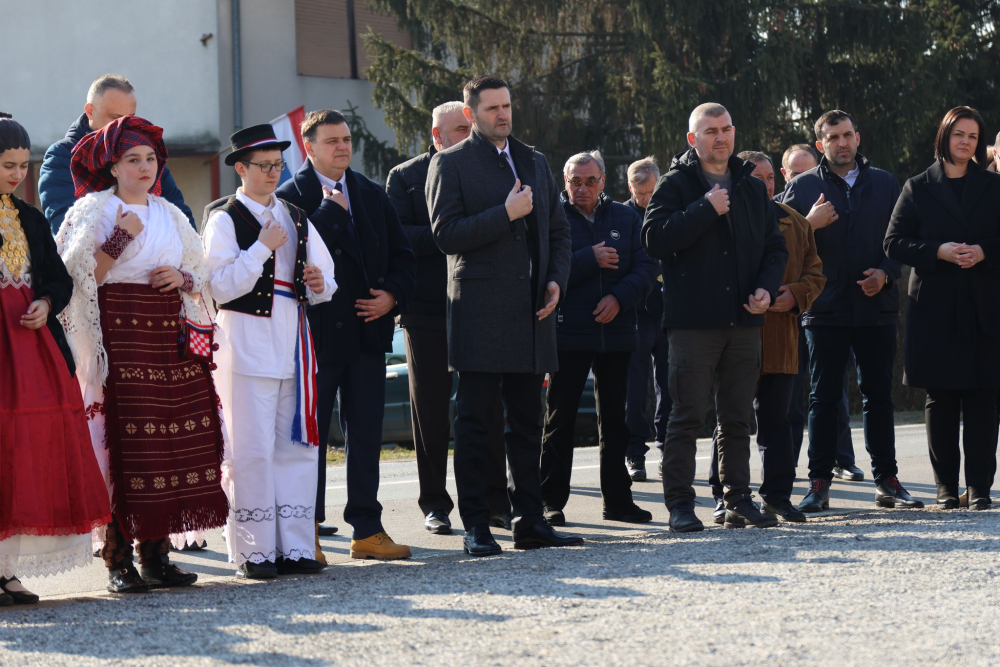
[276, 280, 319, 447]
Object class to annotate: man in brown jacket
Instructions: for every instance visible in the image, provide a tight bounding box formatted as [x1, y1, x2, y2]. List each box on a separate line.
[708, 151, 826, 523]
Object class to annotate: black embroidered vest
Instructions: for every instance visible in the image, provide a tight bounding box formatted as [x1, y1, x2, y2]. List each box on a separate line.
[215, 197, 309, 317]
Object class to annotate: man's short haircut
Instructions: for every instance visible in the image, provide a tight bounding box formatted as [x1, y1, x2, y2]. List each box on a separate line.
[814, 109, 857, 141]
[737, 150, 771, 166]
[300, 109, 349, 143]
[688, 103, 730, 133]
[87, 74, 134, 104]
[934, 106, 987, 166]
[563, 150, 605, 176]
[781, 143, 818, 171]
[627, 157, 659, 184]
[432, 101, 465, 128]
[463, 75, 510, 112]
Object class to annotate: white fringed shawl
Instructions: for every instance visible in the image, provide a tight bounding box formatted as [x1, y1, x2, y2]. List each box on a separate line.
[55, 188, 214, 388]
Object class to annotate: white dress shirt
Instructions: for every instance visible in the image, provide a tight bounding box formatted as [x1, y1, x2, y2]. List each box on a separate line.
[203, 188, 337, 379]
[844, 162, 860, 188]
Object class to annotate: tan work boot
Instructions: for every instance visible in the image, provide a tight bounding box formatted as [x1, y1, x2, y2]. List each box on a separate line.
[314, 522, 328, 566]
[350, 531, 411, 560]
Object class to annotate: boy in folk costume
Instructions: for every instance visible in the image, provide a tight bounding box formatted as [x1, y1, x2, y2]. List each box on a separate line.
[203, 125, 337, 579]
[57, 115, 228, 594]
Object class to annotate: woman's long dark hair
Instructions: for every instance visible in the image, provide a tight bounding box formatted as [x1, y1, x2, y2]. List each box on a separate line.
[934, 106, 986, 167]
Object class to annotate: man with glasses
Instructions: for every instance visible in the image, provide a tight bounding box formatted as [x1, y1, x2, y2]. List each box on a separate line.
[539, 151, 658, 526]
[277, 110, 417, 560]
[203, 124, 338, 578]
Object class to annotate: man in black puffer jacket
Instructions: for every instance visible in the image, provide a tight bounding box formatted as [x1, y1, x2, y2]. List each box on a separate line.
[539, 151, 658, 526]
[642, 103, 787, 532]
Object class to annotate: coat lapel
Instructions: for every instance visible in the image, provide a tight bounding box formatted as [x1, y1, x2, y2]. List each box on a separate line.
[344, 168, 379, 282]
[961, 165, 990, 222]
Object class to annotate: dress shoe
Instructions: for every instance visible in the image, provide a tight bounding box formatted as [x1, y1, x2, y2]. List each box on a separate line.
[937, 498, 959, 510]
[833, 465, 865, 481]
[724, 497, 778, 528]
[0, 591, 12, 607]
[0, 577, 39, 604]
[276, 557, 326, 575]
[513, 521, 584, 549]
[350, 532, 412, 560]
[603, 503, 653, 523]
[970, 496, 993, 511]
[139, 558, 198, 589]
[489, 509, 513, 531]
[668, 499, 704, 533]
[626, 457, 647, 482]
[107, 564, 150, 593]
[712, 497, 726, 525]
[317, 524, 338, 537]
[761, 499, 807, 523]
[236, 561, 278, 579]
[798, 478, 831, 512]
[463, 524, 502, 556]
[543, 507, 566, 527]
[424, 510, 452, 535]
[875, 476, 924, 508]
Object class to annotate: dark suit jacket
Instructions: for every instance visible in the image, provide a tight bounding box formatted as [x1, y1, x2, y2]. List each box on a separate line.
[884, 160, 1000, 389]
[275, 160, 416, 361]
[386, 147, 446, 329]
[4, 197, 76, 374]
[426, 130, 571, 374]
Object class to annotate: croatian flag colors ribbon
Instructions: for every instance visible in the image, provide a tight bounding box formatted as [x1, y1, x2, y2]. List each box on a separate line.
[275, 280, 319, 447]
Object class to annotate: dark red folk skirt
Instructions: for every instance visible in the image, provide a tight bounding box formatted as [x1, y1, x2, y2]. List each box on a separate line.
[98, 283, 228, 541]
[0, 284, 111, 541]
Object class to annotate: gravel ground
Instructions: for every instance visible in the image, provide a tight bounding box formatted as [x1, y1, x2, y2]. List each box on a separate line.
[2, 507, 998, 666]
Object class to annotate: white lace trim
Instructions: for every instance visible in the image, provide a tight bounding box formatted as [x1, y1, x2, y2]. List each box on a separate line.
[55, 189, 216, 387]
[0, 537, 92, 579]
[0, 273, 31, 289]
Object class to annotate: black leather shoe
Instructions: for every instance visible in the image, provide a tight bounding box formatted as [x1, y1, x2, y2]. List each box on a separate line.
[463, 525, 502, 556]
[798, 478, 831, 512]
[833, 465, 865, 481]
[970, 496, 993, 511]
[626, 457, 647, 482]
[937, 498, 959, 509]
[317, 525, 338, 537]
[725, 497, 778, 528]
[875, 476, 924, 508]
[236, 561, 278, 580]
[0, 591, 12, 607]
[107, 564, 150, 594]
[424, 510, 452, 535]
[668, 499, 704, 533]
[603, 503, 653, 523]
[513, 521, 584, 549]
[712, 497, 726, 525]
[276, 557, 326, 575]
[0, 577, 39, 604]
[761, 499, 807, 523]
[489, 509, 513, 531]
[139, 558, 198, 588]
[543, 508, 566, 527]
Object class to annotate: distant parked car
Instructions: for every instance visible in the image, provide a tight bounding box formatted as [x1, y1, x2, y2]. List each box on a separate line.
[329, 327, 598, 447]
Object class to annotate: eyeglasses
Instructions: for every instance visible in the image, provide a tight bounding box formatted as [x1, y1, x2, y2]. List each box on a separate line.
[241, 160, 287, 173]
[569, 177, 603, 188]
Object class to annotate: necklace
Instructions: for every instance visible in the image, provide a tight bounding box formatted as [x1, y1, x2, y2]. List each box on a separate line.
[0, 195, 29, 277]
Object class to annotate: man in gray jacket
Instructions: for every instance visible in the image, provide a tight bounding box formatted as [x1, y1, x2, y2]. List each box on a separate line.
[426, 74, 581, 556]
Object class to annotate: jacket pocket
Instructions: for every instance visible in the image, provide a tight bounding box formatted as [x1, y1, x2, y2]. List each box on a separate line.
[453, 262, 493, 280]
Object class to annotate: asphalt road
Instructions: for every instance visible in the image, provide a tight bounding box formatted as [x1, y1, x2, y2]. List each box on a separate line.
[2, 424, 998, 666]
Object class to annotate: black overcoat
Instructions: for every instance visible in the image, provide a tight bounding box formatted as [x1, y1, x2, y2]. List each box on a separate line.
[884, 160, 1000, 389]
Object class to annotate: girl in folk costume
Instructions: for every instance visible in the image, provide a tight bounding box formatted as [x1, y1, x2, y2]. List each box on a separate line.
[0, 114, 111, 606]
[56, 115, 228, 594]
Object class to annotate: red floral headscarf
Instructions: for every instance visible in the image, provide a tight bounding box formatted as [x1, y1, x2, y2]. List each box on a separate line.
[70, 114, 168, 198]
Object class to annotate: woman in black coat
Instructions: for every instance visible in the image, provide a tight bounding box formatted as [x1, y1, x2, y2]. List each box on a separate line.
[884, 106, 1000, 510]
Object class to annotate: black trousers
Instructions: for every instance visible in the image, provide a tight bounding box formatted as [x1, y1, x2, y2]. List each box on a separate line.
[805, 325, 898, 484]
[625, 309, 672, 459]
[925, 387, 998, 500]
[403, 325, 509, 516]
[315, 352, 386, 539]
[662, 327, 759, 507]
[454, 371, 545, 531]
[709, 373, 797, 504]
[540, 350, 634, 512]
[789, 328, 858, 467]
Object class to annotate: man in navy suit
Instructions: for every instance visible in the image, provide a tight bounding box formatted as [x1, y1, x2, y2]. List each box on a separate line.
[276, 109, 417, 560]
